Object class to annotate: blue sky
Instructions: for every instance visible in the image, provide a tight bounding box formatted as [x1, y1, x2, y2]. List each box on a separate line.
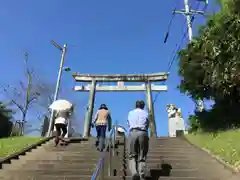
[0, 0, 218, 136]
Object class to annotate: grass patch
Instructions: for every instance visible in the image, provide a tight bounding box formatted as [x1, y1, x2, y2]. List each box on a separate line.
[186, 129, 240, 168]
[0, 136, 42, 157]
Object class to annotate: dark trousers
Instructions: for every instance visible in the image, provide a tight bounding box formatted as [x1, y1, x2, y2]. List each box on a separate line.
[54, 123, 67, 145]
[96, 125, 107, 151]
[55, 123, 67, 137]
[128, 129, 149, 178]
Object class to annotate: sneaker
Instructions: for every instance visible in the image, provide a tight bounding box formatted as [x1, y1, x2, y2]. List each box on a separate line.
[95, 140, 99, 147]
[132, 174, 140, 180]
[54, 138, 59, 147]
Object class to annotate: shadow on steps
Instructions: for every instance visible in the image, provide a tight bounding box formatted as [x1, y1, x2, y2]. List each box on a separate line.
[145, 163, 172, 180]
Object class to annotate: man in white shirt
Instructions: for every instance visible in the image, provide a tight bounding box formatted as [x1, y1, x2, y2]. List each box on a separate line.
[127, 100, 149, 180]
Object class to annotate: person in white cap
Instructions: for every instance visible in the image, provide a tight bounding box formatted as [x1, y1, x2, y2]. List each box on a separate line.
[54, 108, 72, 146]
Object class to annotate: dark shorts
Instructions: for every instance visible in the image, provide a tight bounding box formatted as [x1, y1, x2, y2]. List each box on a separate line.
[55, 123, 67, 136]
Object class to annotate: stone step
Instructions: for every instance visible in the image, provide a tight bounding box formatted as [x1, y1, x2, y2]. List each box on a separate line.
[114, 155, 217, 164]
[39, 149, 99, 153]
[42, 142, 95, 147]
[0, 174, 205, 180]
[148, 142, 187, 145]
[22, 159, 99, 164]
[147, 154, 203, 159]
[149, 138, 186, 141]
[3, 169, 95, 176]
[5, 162, 97, 169]
[147, 160, 215, 168]
[148, 145, 194, 149]
[117, 168, 202, 177]
[27, 153, 100, 160]
[6, 155, 100, 162]
[2, 157, 99, 170]
[43, 147, 99, 152]
[108, 157, 211, 164]
[146, 150, 201, 155]
[40, 146, 99, 151]
[145, 162, 214, 169]
[149, 142, 188, 145]
[148, 146, 196, 150]
[41, 146, 98, 151]
[148, 145, 195, 149]
[39, 150, 119, 155]
[60, 148, 100, 152]
[115, 163, 228, 176]
[130, 154, 199, 159]
[15, 160, 226, 175]
[147, 150, 199, 154]
[3, 168, 228, 180]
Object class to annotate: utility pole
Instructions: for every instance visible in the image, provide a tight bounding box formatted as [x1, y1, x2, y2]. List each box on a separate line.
[47, 41, 67, 137]
[174, 0, 208, 112]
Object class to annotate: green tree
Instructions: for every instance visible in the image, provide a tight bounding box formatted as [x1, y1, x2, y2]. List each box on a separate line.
[0, 102, 14, 137]
[178, 0, 240, 130]
[187, 115, 200, 133]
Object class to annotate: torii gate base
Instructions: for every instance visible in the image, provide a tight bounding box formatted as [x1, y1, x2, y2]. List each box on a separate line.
[72, 72, 168, 137]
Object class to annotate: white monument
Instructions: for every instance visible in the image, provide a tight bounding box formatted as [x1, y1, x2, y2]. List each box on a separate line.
[166, 104, 186, 137]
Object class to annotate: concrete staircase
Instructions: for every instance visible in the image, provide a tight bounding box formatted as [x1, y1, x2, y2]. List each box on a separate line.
[114, 137, 239, 180]
[0, 138, 100, 180]
[0, 136, 239, 180]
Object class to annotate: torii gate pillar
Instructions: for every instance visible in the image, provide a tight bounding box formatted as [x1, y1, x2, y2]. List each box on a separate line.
[146, 82, 157, 137]
[83, 80, 96, 137]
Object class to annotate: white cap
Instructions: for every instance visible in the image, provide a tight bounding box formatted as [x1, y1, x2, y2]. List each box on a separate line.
[117, 127, 125, 133]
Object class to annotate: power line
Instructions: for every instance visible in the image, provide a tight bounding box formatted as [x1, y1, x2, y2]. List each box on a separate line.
[163, 0, 180, 43]
[167, 1, 203, 69]
[152, 0, 208, 105]
[152, 8, 192, 105]
[168, 1, 208, 112]
[167, 1, 209, 72]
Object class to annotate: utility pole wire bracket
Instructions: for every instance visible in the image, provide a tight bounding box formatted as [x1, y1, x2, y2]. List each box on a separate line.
[173, 10, 205, 16]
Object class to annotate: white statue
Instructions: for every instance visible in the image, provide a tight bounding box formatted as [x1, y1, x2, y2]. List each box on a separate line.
[166, 104, 177, 118]
[166, 104, 185, 137]
[176, 108, 182, 118]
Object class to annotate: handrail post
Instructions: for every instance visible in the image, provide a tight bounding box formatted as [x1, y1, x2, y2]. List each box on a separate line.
[112, 125, 116, 157]
[100, 159, 104, 180]
[91, 124, 126, 180]
[108, 136, 112, 176]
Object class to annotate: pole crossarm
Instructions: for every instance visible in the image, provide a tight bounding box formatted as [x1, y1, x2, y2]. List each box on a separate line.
[72, 72, 169, 82]
[173, 10, 205, 15]
[74, 84, 168, 92]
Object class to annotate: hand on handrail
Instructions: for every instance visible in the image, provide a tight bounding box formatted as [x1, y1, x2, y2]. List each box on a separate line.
[91, 124, 120, 180]
[91, 124, 128, 180]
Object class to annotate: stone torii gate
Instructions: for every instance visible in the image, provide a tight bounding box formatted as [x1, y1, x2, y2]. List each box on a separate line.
[72, 72, 168, 137]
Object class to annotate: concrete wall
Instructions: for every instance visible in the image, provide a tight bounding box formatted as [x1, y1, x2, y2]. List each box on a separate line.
[168, 117, 185, 137]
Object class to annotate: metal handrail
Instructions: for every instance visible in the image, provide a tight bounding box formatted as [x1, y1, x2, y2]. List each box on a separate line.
[91, 124, 117, 180]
